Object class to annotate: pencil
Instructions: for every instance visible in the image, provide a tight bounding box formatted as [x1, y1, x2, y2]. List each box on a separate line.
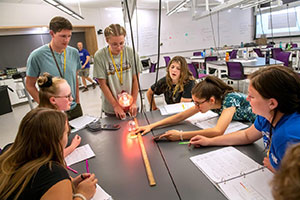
[67, 166, 78, 174]
[86, 159, 90, 173]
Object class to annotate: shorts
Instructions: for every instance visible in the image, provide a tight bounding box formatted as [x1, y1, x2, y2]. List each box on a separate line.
[78, 68, 90, 77]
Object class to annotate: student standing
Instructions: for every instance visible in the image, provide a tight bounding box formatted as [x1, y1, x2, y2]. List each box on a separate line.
[93, 24, 142, 119]
[37, 73, 81, 157]
[77, 42, 96, 92]
[136, 75, 255, 140]
[26, 16, 82, 120]
[147, 56, 195, 110]
[189, 66, 300, 172]
[0, 108, 97, 200]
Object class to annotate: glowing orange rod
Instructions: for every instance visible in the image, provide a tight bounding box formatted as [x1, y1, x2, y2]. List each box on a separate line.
[134, 118, 156, 186]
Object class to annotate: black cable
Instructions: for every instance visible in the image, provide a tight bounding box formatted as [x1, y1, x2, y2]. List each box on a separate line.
[209, 10, 219, 57]
[124, 0, 144, 112]
[286, 4, 292, 43]
[150, 0, 162, 112]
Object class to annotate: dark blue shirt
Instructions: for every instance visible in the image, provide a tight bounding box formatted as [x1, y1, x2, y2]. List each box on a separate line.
[78, 48, 90, 68]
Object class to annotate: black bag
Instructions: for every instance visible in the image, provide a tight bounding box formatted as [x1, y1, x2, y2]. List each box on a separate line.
[66, 103, 83, 121]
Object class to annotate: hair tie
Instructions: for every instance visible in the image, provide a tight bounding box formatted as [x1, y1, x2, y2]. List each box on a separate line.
[40, 75, 53, 88]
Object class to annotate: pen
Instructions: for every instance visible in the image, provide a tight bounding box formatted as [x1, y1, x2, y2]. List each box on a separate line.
[67, 166, 78, 174]
[178, 141, 190, 145]
[86, 159, 90, 173]
[182, 104, 185, 110]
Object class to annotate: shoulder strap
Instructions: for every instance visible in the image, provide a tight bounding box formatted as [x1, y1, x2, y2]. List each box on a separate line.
[49, 44, 64, 78]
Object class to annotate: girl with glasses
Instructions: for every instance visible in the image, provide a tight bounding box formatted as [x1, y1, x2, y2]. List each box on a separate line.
[0, 108, 97, 200]
[190, 66, 300, 172]
[147, 56, 195, 110]
[37, 72, 81, 157]
[136, 75, 255, 141]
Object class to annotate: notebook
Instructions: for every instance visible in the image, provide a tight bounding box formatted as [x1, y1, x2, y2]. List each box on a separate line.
[190, 147, 274, 200]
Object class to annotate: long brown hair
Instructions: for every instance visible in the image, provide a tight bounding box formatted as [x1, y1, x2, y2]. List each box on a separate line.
[191, 75, 234, 101]
[37, 72, 66, 110]
[166, 56, 194, 94]
[0, 108, 68, 200]
[249, 65, 300, 114]
[271, 143, 300, 200]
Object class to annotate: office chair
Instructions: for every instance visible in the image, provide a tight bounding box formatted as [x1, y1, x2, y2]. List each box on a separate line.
[271, 48, 282, 59]
[163, 56, 171, 67]
[253, 48, 264, 57]
[193, 52, 202, 56]
[275, 51, 291, 67]
[149, 62, 157, 73]
[226, 62, 247, 93]
[188, 63, 208, 81]
[229, 50, 238, 59]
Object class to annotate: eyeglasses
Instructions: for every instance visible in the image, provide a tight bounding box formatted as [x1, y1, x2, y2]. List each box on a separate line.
[193, 99, 208, 107]
[54, 93, 72, 100]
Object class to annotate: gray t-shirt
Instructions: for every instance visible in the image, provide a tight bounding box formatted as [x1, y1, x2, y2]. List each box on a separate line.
[93, 46, 142, 114]
[26, 44, 81, 109]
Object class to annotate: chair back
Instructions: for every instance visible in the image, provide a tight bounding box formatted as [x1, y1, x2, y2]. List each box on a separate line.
[149, 63, 157, 73]
[188, 63, 198, 79]
[229, 50, 238, 59]
[271, 48, 282, 59]
[292, 43, 298, 48]
[204, 56, 218, 62]
[193, 52, 202, 56]
[253, 48, 264, 57]
[226, 62, 246, 80]
[163, 56, 171, 67]
[266, 44, 274, 48]
[275, 51, 291, 67]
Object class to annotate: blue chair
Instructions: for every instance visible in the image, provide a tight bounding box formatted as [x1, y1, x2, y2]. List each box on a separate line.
[226, 62, 247, 93]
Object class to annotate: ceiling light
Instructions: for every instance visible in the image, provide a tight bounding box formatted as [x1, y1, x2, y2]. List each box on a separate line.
[43, 0, 84, 20]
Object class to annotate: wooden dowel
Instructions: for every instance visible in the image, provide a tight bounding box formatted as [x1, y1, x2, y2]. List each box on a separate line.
[134, 118, 156, 186]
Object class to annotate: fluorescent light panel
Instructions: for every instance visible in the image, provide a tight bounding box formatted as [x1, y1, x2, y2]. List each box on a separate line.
[166, 0, 190, 16]
[43, 0, 84, 20]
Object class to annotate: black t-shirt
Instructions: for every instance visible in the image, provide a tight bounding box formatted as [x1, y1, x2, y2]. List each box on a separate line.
[151, 76, 195, 104]
[8, 162, 70, 200]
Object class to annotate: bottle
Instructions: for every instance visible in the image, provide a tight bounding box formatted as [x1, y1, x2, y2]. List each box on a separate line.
[210, 48, 213, 56]
[279, 41, 282, 49]
[265, 50, 270, 65]
[241, 42, 244, 48]
[243, 50, 247, 58]
[225, 52, 229, 61]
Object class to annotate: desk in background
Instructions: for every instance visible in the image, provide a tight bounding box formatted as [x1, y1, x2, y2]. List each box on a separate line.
[206, 57, 284, 79]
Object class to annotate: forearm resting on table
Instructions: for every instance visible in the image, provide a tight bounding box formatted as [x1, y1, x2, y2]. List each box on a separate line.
[182, 127, 225, 140]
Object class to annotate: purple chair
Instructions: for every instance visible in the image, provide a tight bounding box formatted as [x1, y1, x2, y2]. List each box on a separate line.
[188, 63, 208, 80]
[149, 62, 157, 73]
[275, 51, 291, 67]
[229, 50, 238, 59]
[292, 43, 298, 48]
[226, 62, 247, 92]
[267, 44, 274, 48]
[163, 56, 171, 67]
[193, 52, 202, 56]
[253, 48, 264, 57]
[204, 56, 218, 75]
[271, 48, 282, 59]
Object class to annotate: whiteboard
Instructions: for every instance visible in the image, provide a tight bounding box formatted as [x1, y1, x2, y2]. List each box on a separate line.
[129, 8, 253, 57]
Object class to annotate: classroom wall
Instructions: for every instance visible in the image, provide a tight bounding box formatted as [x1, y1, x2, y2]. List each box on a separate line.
[0, 2, 104, 50]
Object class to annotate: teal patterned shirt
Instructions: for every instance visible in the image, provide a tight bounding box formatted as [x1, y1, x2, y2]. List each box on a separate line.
[212, 92, 256, 122]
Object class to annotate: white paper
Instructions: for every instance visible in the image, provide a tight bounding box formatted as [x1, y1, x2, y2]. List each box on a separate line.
[69, 115, 97, 130]
[190, 147, 262, 183]
[65, 144, 95, 166]
[219, 169, 274, 200]
[185, 110, 218, 124]
[231, 59, 257, 63]
[158, 102, 195, 115]
[194, 118, 248, 134]
[91, 184, 113, 200]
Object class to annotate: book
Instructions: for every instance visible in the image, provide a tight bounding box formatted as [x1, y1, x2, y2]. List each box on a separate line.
[190, 147, 274, 200]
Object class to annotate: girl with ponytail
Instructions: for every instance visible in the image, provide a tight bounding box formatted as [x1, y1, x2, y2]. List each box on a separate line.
[136, 75, 255, 141]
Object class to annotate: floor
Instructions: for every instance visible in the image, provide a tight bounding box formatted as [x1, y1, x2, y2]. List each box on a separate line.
[0, 84, 166, 148]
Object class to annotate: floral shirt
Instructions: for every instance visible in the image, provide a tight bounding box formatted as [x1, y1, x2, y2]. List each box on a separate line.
[212, 92, 256, 122]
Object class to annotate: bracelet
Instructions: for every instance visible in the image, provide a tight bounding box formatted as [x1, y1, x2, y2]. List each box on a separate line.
[73, 193, 87, 200]
[180, 130, 183, 141]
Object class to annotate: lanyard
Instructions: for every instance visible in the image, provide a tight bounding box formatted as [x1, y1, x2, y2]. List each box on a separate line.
[109, 47, 123, 85]
[49, 44, 66, 78]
